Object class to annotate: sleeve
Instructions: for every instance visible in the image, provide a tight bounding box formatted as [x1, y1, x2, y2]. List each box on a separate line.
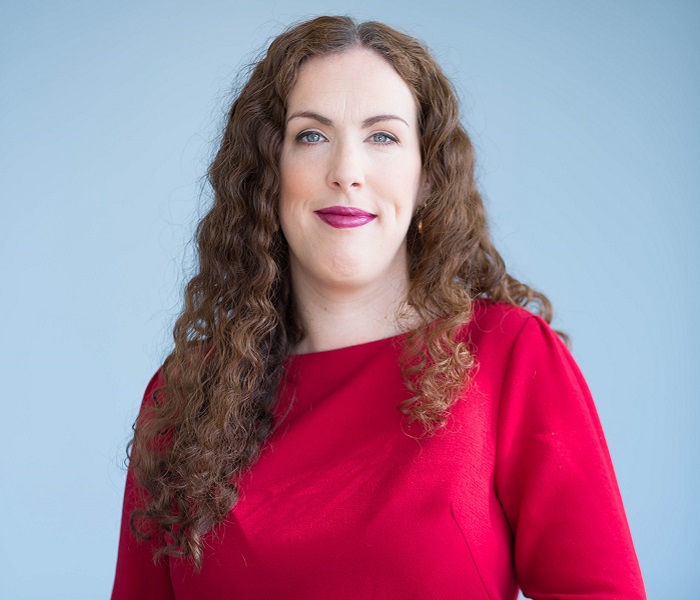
[494, 316, 646, 599]
[111, 371, 176, 600]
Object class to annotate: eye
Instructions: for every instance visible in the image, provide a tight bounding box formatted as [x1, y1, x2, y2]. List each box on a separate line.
[296, 130, 327, 144]
[370, 132, 398, 144]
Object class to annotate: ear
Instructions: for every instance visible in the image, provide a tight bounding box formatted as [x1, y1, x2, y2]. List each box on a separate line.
[416, 170, 432, 209]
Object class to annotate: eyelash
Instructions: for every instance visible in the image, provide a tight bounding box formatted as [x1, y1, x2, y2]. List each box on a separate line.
[369, 132, 398, 144]
[295, 130, 399, 145]
[296, 131, 326, 144]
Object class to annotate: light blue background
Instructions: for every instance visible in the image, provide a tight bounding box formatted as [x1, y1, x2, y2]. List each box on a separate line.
[1, 1, 697, 598]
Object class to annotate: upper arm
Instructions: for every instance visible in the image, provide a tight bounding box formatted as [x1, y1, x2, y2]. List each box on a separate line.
[494, 317, 646, 599]
[111, 371, 175, 600]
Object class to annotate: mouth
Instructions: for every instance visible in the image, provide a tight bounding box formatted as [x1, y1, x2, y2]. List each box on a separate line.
[314, 206, 376, 229]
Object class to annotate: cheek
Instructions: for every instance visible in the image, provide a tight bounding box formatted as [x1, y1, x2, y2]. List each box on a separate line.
[279, 160, 315, 243]
[280, 154, 319, 207]
[375, 158, 424, 215]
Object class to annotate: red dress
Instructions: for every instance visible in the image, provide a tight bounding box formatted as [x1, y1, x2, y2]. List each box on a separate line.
[112, 301, 646, 599]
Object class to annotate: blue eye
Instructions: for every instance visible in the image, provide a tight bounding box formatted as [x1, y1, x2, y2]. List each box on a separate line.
[371, 132, 397, 144]
[297, 131, 325, 144]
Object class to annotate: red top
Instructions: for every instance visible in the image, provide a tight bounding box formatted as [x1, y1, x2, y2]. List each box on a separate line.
[112, 301, 646, 599]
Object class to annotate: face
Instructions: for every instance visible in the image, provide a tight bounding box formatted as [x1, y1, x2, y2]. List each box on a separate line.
[279, 48, 428, 295]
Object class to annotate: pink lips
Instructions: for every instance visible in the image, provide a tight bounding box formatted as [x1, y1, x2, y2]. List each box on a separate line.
[314, 206, 376, 229]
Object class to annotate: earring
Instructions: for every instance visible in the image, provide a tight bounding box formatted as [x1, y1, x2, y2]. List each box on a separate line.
[414, 202, 427, 235]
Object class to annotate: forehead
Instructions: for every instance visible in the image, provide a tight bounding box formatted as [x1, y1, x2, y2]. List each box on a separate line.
[286, 48, 418, 121]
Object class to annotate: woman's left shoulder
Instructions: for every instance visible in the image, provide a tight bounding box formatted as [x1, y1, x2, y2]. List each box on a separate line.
[462, 298, 563, 356]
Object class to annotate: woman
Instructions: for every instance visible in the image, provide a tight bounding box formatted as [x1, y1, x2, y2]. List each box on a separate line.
[112, 16, 645, 599]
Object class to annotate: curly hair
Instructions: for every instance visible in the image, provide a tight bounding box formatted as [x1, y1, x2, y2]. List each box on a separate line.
[127, 15, 560, 570]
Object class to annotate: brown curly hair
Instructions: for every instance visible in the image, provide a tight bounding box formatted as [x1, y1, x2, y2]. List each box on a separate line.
[127, 15, 559, 570]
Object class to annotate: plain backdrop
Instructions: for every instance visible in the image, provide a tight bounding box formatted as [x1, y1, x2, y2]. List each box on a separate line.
[1, 1, 697, 598]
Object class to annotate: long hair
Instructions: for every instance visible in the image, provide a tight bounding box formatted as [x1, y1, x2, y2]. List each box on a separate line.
[128, 15, 559, 570]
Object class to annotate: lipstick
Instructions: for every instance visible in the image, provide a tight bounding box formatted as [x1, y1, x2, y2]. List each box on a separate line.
[314, 206, 376, 229]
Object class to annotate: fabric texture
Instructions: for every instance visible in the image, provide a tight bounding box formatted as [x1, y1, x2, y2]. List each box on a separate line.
[112, 301, 646, 599]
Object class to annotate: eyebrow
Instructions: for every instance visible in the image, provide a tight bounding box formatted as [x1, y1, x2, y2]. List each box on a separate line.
[286, 111, 410, 128]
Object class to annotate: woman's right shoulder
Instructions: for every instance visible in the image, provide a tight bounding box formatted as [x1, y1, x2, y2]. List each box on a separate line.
[144, 369, 165, 395]
[134, 369, 167, 420]
[142, 369, 165, 402]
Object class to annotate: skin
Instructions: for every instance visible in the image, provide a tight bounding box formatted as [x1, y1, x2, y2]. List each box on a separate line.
[279, 48, 430, 354]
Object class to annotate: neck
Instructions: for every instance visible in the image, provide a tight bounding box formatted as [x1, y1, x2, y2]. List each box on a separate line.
[289, 268, 420, 355]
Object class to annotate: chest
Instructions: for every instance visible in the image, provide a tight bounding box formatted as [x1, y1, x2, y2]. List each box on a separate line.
[169, 357, 517, 599]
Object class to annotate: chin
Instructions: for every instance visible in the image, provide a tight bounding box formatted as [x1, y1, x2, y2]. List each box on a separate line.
[323, 263, 368, 284]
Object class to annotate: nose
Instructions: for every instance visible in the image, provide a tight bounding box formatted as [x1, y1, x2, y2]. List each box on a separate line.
[327, 140, 364, 192]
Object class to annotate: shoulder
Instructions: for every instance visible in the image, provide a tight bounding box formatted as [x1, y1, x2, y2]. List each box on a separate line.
[460, 298, 577, 389]
[139, 345, 211, 411]
[144, 369, 166, 396]
[132, 369, 167, 432]
[464, 297, 558, 351]
[462, 302, 599, 455]
[140, 369, 166, 409]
